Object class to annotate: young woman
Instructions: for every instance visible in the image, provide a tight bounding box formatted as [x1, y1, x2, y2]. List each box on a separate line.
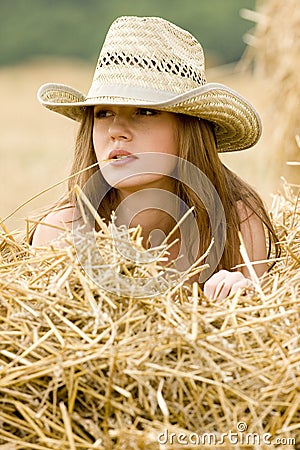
[30, 16, 279, 299]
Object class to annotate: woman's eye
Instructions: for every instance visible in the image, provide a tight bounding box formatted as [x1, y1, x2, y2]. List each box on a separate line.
[94, 110, 112, 119]
[137, 108, 159, 116]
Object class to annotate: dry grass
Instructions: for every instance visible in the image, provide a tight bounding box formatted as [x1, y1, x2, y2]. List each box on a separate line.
[0, 180, 299, 450]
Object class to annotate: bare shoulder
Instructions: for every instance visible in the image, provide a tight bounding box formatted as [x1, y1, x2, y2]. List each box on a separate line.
[236, 200, 255, 222]
[31, 205, 75, 247]
[236, 200, 265, 232]
[236, 200, 268, 277]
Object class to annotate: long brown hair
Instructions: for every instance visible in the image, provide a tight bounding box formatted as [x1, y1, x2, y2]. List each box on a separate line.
[174, 114, 279, 274]
[28, 107, 279, 274]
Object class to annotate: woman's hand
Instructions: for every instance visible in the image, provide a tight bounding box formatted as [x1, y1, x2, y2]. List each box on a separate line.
[203, 269, 252, 301]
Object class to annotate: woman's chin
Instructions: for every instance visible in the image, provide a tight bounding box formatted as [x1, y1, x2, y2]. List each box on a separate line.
[107, 174, 168, 192]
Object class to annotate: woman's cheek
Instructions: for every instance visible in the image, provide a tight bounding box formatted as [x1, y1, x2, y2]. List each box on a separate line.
[93, 129, 106, 162]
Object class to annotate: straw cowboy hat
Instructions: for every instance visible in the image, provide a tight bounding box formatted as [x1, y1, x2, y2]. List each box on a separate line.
[37, 16, 261, 152]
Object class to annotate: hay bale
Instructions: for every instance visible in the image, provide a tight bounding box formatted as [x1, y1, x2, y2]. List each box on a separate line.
[0, 186, 299, 449]
[240, 0, 300, 186]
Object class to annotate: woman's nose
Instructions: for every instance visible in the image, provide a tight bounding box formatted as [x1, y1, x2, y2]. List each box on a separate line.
[108, 115, 133, 141]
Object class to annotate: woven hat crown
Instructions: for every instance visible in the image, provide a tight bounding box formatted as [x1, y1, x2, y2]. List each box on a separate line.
[87, 16, 207, 100]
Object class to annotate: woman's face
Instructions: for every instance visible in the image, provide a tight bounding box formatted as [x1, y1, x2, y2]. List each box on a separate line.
[93, 105, 179, 194]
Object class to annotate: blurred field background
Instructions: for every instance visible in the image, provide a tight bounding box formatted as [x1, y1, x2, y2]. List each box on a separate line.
[1, 0, 299, 232]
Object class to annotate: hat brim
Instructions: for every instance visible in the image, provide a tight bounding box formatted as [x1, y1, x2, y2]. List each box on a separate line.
[37, 82, 261, 152]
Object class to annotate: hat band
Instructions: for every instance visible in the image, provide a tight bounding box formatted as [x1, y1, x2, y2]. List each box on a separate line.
[86, 84, 177, 103]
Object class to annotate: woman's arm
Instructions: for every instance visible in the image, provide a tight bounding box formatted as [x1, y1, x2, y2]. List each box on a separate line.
[238, 202, 268, 278]
[203, 202, 268, 300]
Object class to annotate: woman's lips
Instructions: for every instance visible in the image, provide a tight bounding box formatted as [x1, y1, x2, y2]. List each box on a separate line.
[107, 149, 138, 166]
